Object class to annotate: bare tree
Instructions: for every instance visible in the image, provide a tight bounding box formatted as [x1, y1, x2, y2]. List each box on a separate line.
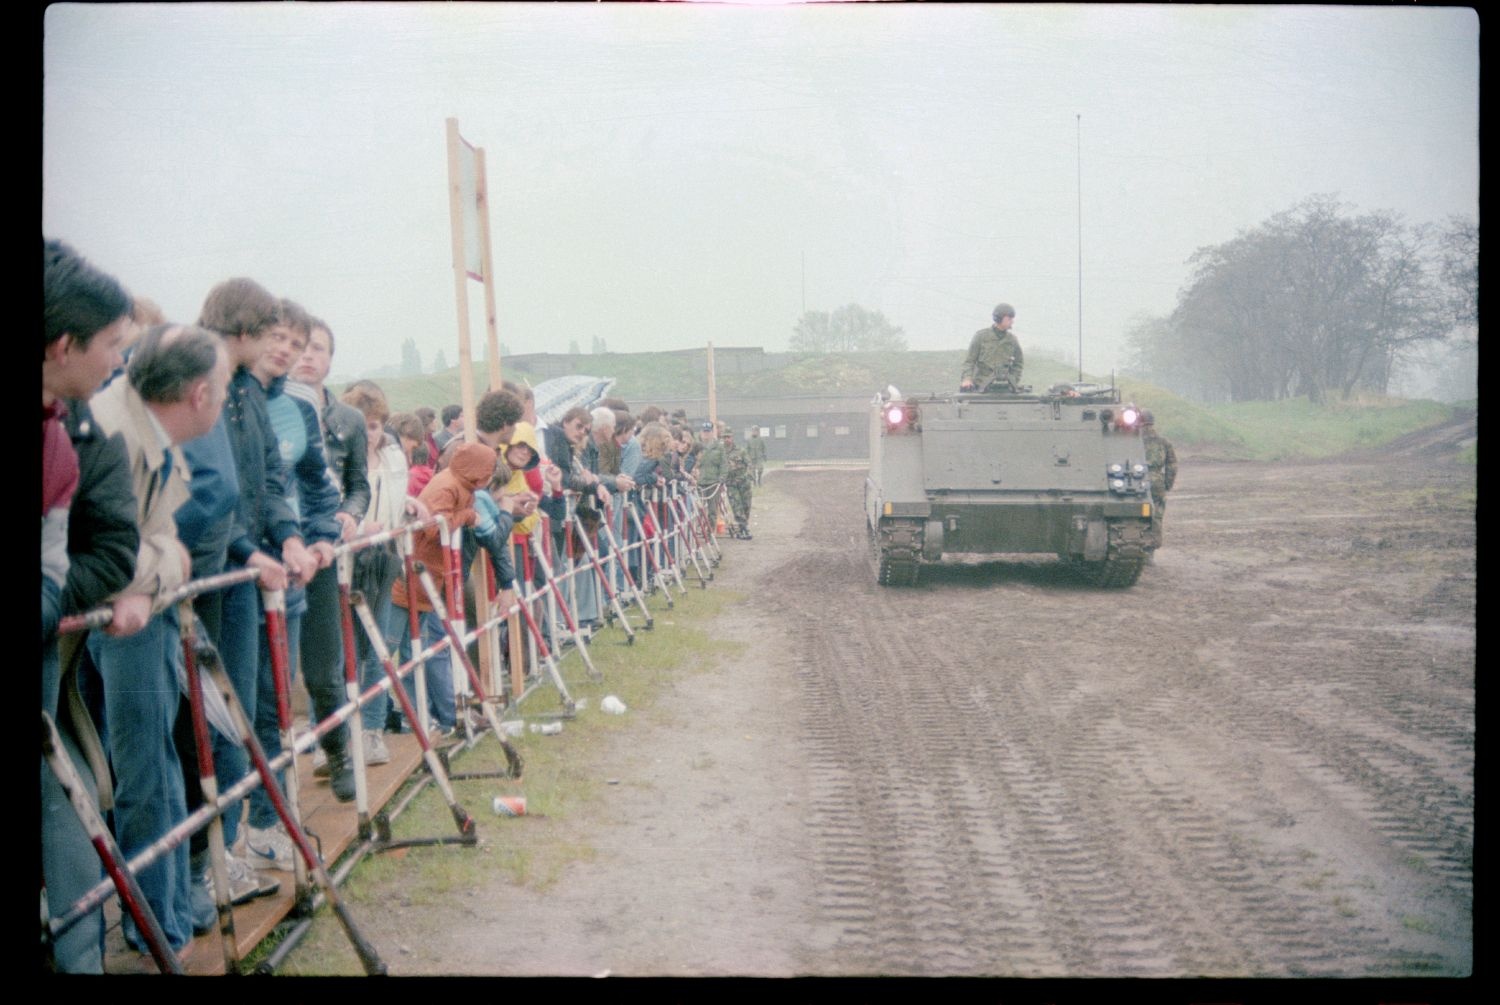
[1162, 196, 1452, 403]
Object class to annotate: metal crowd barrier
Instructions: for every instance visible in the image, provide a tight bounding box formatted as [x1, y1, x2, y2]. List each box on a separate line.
[43, 477, 726, 973]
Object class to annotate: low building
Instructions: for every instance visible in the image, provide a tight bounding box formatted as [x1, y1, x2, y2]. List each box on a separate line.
[630, 394, 873, 462]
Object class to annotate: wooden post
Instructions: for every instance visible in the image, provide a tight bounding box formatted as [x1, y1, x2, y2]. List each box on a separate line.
[476, 146, 503, 392]
[469, 155, 500, 689]
[446, 118, 478, 443]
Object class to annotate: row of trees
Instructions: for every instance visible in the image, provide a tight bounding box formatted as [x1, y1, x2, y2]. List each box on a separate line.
[1128, 195, 1477, 404]
[791, 303, 908, 353]
[564, 337, 610, 354]
[401, 340, 518, 376]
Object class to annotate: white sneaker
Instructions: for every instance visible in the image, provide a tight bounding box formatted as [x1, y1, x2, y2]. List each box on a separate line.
[243, 822, 297, 872]
[312, 745, 329, 777]
[212, 852, 281, 904]
[363, 729, 391, 765]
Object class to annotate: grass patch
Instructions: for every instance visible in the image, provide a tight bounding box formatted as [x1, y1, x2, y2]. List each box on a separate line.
[1404, 853, 1431, 873]
[1205, 397, 1455, 461]
[1401, 914, 1436, 934]
[277, 580, 746, 974]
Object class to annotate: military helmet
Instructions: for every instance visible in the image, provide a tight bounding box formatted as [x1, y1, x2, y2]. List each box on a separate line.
[1141, 410, 1155, 426]
[992, 302, 1016, 322]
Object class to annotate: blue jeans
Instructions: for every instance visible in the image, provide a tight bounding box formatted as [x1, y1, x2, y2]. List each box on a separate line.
[88, 609, 193, 952]
[212, 575, 261, 849]
[392, 607, 456, 731]
[358, 575, 397, 731]
[570, 551, 600, 624]
[41, 644, 104, 973]
[422, 609, 457, 730]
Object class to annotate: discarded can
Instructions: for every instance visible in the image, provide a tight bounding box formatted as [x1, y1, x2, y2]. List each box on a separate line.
[499, 720, 525, 737]
[492, 795, 527, 817]
[529, 721, 563, 735]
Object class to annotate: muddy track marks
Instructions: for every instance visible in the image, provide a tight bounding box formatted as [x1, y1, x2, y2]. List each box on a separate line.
[764, 456, 1472, 977]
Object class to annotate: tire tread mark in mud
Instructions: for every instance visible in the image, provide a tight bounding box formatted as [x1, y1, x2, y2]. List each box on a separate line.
[765, 469, 1471, 977]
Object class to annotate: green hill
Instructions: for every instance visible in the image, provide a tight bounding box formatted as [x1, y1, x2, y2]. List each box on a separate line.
[343, 349, 1468, 463]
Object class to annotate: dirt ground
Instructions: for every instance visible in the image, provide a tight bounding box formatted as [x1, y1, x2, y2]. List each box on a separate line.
[375, 415, 1475, 979]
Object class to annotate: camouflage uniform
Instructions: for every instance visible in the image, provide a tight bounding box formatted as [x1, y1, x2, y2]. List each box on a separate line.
[960, 326, 1024, 390]
[696, 438, 727, 487]
[1143, 427, 1178, 547]
[725, 440, 753, 534]
[745, 432, 767, 485]
[696, 436, 728, 528]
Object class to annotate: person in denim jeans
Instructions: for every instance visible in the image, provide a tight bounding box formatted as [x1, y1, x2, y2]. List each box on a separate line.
[390, 442, 498, 735]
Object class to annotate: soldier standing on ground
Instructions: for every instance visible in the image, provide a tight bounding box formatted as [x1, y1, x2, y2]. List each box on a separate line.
[1142, 410, 1177, 548]
[724, 430, 753, 539]
[746, 426, 767, 486]
[695, 422, 728, 532]
[960, 303, 1024, 391]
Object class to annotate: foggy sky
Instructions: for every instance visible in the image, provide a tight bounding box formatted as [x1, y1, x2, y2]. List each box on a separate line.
[43, 3, 1478, 381]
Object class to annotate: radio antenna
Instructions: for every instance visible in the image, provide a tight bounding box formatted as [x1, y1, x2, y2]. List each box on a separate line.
[1076, 113, 1084, 383]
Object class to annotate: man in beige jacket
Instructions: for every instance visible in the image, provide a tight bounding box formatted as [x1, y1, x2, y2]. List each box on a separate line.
[84, 323, 230, 955]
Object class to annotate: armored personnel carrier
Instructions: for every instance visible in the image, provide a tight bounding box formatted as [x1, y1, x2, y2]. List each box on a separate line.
[864, 381, 1155, 587]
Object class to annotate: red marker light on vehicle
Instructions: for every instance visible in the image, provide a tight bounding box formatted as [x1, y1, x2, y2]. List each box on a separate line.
[886, 405, 905, 426]
[1120, 407, 1139, 427]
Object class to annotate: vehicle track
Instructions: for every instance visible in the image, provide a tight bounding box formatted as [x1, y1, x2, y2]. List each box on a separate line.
[768, 456, 1472, 977]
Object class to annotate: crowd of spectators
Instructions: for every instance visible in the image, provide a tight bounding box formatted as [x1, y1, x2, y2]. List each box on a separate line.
[40, 237, 755, 971]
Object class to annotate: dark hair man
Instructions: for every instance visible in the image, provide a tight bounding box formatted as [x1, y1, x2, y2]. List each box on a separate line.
[435, 403, 464, 452]
[190, 277, 307, 901]
[959, 302, 1024, 392]
[238, 301, 352, 873]
[290, 316, 370, 541]
[415, 405, 440, 464]
[474, 388, 525, 449]
[41, 238, 137, 972]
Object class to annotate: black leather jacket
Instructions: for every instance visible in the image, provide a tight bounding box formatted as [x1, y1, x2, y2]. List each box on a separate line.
[318, 393, 371, 523]
[60, 398, 139, 614]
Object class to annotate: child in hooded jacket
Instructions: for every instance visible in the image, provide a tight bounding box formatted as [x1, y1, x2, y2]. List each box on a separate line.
[390, 441, 496, 733]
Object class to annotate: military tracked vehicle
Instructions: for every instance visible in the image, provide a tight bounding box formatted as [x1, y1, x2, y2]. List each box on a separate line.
[864, 381, 1155, 587]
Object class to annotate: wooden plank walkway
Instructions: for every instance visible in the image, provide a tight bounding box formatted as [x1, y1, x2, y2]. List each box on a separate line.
[103, 731, 439, 975]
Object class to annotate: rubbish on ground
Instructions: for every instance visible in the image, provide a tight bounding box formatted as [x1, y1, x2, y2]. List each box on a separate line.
[529, 721, 563, 735]
[600, 695, 627, 715]
[492, 795, 527, 816]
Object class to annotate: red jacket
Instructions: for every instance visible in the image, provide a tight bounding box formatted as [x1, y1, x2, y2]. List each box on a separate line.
[392, 443, 496, 614]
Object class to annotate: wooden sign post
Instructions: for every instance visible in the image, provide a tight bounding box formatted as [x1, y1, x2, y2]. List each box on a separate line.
[445, 117, 508, 701]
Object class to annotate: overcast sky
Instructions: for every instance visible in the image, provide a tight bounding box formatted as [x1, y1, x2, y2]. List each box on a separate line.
[43, 3, 1478, 380]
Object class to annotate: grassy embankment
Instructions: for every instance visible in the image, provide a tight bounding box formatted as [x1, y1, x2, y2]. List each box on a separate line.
[356, 349, 1471, 464]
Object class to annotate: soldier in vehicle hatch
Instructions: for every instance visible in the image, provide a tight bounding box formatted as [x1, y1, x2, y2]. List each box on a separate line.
[959, 302, 1024, 392]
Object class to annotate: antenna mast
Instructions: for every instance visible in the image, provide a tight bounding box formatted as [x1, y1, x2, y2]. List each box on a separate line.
[1076, 113, 1083, 382]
